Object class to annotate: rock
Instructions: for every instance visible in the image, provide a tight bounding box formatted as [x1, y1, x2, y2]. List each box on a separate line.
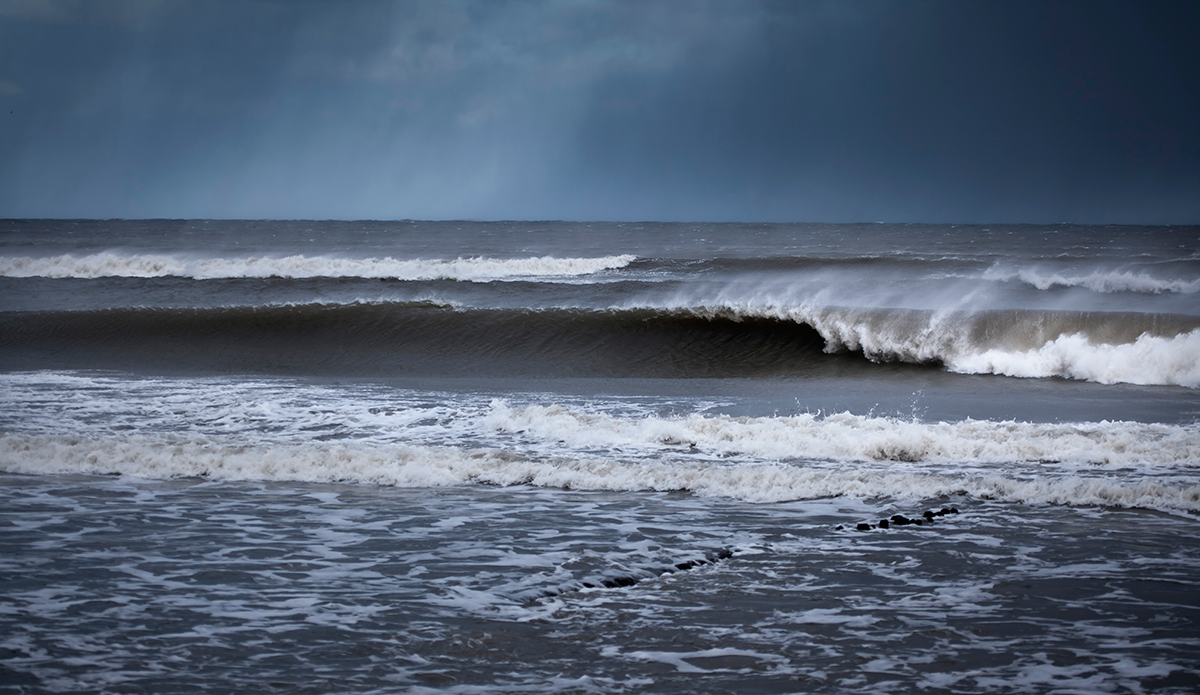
[603, 576, 638, 588]
[856, 523, 872, 531]
[878, 519, 889, 529]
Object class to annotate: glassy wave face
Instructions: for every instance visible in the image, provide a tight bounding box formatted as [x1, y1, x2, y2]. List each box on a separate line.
[3, 220, 1200, 693]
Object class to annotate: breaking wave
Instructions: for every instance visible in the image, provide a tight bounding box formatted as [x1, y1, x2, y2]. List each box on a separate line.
[674, 303, 1200, 388]
[2, 423, 1197, 510]
[479, 402, 1200, 468]
[3, 302, 1199, 386]
[949, 329, 1200, 385]
[773, 305, 1200, 388]
[0, 252, 637, 281]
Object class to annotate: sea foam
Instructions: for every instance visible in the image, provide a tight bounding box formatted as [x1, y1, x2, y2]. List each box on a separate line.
[480, 402, 1200, 469]
[2, 431, 1197, 511]
[949, 329, 1200, 386]
[675, 302, 1200, 387]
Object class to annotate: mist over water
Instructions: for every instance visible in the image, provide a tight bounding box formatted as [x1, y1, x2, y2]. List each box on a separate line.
[2, 219, 1199, 693]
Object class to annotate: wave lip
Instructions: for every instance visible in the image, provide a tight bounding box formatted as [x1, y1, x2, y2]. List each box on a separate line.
[0, 253, 637, 281]
[706, 303, 1200, 388]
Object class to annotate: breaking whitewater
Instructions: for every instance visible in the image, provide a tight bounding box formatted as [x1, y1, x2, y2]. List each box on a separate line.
[2, 220, 1199, 694]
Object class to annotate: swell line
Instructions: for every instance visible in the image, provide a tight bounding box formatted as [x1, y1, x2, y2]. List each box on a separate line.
[0, 253, 637, 281]
[2, 303, 1197, 385]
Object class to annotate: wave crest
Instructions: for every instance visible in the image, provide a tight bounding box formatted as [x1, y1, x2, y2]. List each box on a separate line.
[0, 253, 637, 281]
[983, 266, 1200, 294]
[797, 307, 1200, 388]
[481, 402, 1200, 468]
[3, 428, 1197, 510]
[4, 302, 1199, 386]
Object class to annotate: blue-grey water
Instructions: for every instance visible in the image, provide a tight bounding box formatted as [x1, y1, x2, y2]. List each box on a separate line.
[1, 220, 1199, 693]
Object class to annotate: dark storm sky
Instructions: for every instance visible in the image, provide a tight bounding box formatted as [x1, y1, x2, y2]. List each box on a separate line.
[1, 0, 1198, 222]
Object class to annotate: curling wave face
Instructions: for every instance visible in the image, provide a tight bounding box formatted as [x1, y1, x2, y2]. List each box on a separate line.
[4, 301, 1197, 386]
[741, 303, 1200, 387]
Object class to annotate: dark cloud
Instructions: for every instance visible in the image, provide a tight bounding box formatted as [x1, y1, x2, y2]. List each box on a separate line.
[1, 0, 1197, 222]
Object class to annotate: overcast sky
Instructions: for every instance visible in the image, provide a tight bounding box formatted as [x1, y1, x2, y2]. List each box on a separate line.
[1, 0, 1197, 222]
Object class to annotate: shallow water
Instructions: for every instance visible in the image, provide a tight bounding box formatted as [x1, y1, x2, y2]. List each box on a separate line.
[2, 474, 1198, 694]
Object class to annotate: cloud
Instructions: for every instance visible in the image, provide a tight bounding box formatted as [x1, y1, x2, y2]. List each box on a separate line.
[0, 0, 1197, 222]
[0, 0, 164, 26]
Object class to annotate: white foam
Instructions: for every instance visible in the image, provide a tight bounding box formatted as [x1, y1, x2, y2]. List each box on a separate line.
[3, 428, 1198, 511]
[481, 402, 1200, 469]
[983, 266, 1200, 294]
[949, 329, 1200, 387]
[821, 315, 1200, 388]
[676, 302, 1200, 388]
[0, 253, 636, 281]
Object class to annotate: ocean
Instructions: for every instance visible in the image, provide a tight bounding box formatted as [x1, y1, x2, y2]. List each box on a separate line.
[1, 219, 1198, 694]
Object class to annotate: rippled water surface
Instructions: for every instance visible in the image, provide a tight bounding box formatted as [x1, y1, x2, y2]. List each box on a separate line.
[3, 474, 1199, 694]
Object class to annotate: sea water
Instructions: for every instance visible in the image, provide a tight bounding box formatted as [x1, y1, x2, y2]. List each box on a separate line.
[1, 220, 1198, 693]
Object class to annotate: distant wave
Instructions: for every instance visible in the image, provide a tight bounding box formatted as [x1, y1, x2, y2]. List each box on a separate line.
[3, 415, 1198, 509]
[983, 266, 1200, 294]
[0, 252, 637, 281]
[3, 302, 1198, 386]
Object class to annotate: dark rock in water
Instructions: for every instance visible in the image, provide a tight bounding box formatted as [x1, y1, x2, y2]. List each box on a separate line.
[835, 525, 844, 530]
[843, 508, 963, 534]
[603, 576, 638, 588]
[542, 547, 735, 600]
